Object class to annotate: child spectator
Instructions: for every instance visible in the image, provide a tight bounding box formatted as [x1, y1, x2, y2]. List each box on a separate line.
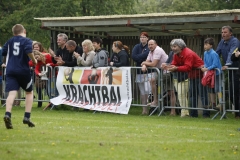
[201, 38, 222, 110]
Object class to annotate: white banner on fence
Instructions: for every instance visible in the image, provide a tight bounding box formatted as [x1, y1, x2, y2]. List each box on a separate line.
[50, 67, 132, 114]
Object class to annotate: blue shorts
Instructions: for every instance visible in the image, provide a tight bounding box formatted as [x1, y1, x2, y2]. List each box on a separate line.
[5, 74, 33, 92]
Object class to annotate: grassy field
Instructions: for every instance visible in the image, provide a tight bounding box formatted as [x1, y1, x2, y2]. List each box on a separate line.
[0, 103, 240, 160]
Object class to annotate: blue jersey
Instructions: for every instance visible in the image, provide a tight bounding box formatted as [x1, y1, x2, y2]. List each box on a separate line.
[2, 36, 32, 75]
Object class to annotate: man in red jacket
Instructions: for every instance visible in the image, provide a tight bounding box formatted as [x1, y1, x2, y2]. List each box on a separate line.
[168, 39, 210, 118]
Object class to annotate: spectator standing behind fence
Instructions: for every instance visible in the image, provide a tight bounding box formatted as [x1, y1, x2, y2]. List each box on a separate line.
[162, 39, 189, 117]
[231, 46, 240, 119]
[74, 39, 95, 67]
[92, 37, 108, 68]
[162, 47, 189, 117]
[168, 39, 210, 118]
[65, 40, 83, 59]
[2, 24, 37, 129]
[201, 38, 223, 110]
[132, 32, 151, 115]
[49, 33, 77, 67]
[31, 42, 49, 107]
[216, 26, 240, 119]
[110, 41, 130, 67]
[30, 50, 58, 104]
[232, 51, 240, 131]
[141, 39, 168, 108]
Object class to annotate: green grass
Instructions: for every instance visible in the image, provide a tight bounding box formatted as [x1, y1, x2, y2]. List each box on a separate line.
[0, 103, 240, 160]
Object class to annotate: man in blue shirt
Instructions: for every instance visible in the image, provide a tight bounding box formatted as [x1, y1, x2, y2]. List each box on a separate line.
[216, 25, 240, 118]
[2, 24, 37, 129]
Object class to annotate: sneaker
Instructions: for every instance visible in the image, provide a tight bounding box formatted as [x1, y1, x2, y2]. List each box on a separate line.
[202, 106, 209, 109]
[3, 115, 13, 129]
[207, 104, 220, 111]
[23, 117, 35, 127]
[214, 104, 222, 111]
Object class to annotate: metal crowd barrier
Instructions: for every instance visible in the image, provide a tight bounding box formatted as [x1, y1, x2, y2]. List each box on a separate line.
[1, 66, 239, 120]
[157, 68, 223, 119]
[221, 67, 240, 119]
[130, 67, 162, 115]
[0, 66, 58, 109]
[130, 67, 238, 120]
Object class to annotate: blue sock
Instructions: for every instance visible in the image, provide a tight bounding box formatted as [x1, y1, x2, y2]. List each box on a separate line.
[24, 112, 31, 119]
[5, 112, 11, 118]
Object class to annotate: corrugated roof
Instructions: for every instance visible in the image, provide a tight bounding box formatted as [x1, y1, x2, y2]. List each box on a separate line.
[34, 9, 240, 37]
[34, 9, 240, 21]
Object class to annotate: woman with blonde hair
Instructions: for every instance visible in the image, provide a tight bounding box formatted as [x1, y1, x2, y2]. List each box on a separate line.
[73, 39, 95, 67]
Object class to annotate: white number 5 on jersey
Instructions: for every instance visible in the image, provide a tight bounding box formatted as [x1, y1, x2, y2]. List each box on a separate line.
[13, 42, 20, 55]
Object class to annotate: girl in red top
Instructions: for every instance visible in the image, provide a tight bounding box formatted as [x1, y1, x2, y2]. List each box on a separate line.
[31, 50, 58, 106]
[30, 41, 57, 107]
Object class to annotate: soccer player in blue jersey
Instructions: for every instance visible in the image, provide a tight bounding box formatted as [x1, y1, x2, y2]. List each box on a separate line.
[2, 24, 37, 129]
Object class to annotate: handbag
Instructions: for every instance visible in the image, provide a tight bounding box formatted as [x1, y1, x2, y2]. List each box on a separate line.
[135, 74, 149, 83]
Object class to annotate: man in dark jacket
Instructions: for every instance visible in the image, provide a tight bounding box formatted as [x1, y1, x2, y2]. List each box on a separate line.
[65, 40, 83, 67]
[132, 32, 150, 115]
[49, 33, 80, 67]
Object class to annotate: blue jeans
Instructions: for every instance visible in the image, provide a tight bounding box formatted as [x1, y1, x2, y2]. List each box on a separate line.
[47, 76, 59, 99]
[189, 78, 210, 117]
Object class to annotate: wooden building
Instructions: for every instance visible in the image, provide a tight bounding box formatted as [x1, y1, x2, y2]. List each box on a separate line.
[35, 9, 240, 59]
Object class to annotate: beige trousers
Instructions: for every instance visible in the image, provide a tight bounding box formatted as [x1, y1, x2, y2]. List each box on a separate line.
[173, 79, 189, 116]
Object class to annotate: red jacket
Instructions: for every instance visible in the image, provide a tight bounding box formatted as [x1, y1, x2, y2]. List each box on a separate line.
[201, 70, 215, 88]
[171, 47, 203, 79]
[29, 53, 58, 76]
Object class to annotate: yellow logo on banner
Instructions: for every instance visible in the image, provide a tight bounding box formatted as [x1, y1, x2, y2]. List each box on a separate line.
[63, 67, 82, 84]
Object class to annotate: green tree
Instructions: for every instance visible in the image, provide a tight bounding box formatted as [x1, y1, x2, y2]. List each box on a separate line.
[0, 0, 80, 47]
[211, 0, 240, 10]
[80, 0, 136, 16]
[134, 0, 213, 13]
[0, 0, 31, 44]
[0, 0, 136, 46]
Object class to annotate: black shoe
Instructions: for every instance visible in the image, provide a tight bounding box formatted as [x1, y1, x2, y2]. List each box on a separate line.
[235, 116, 240, 119]
[202, 105, 209, 109]
[23, 117, 35, 127]
[4, 115, 13, 129]
[72, 107, 79, 111]
[203, 116, 210, 118]
[38, 102, 42, 108]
